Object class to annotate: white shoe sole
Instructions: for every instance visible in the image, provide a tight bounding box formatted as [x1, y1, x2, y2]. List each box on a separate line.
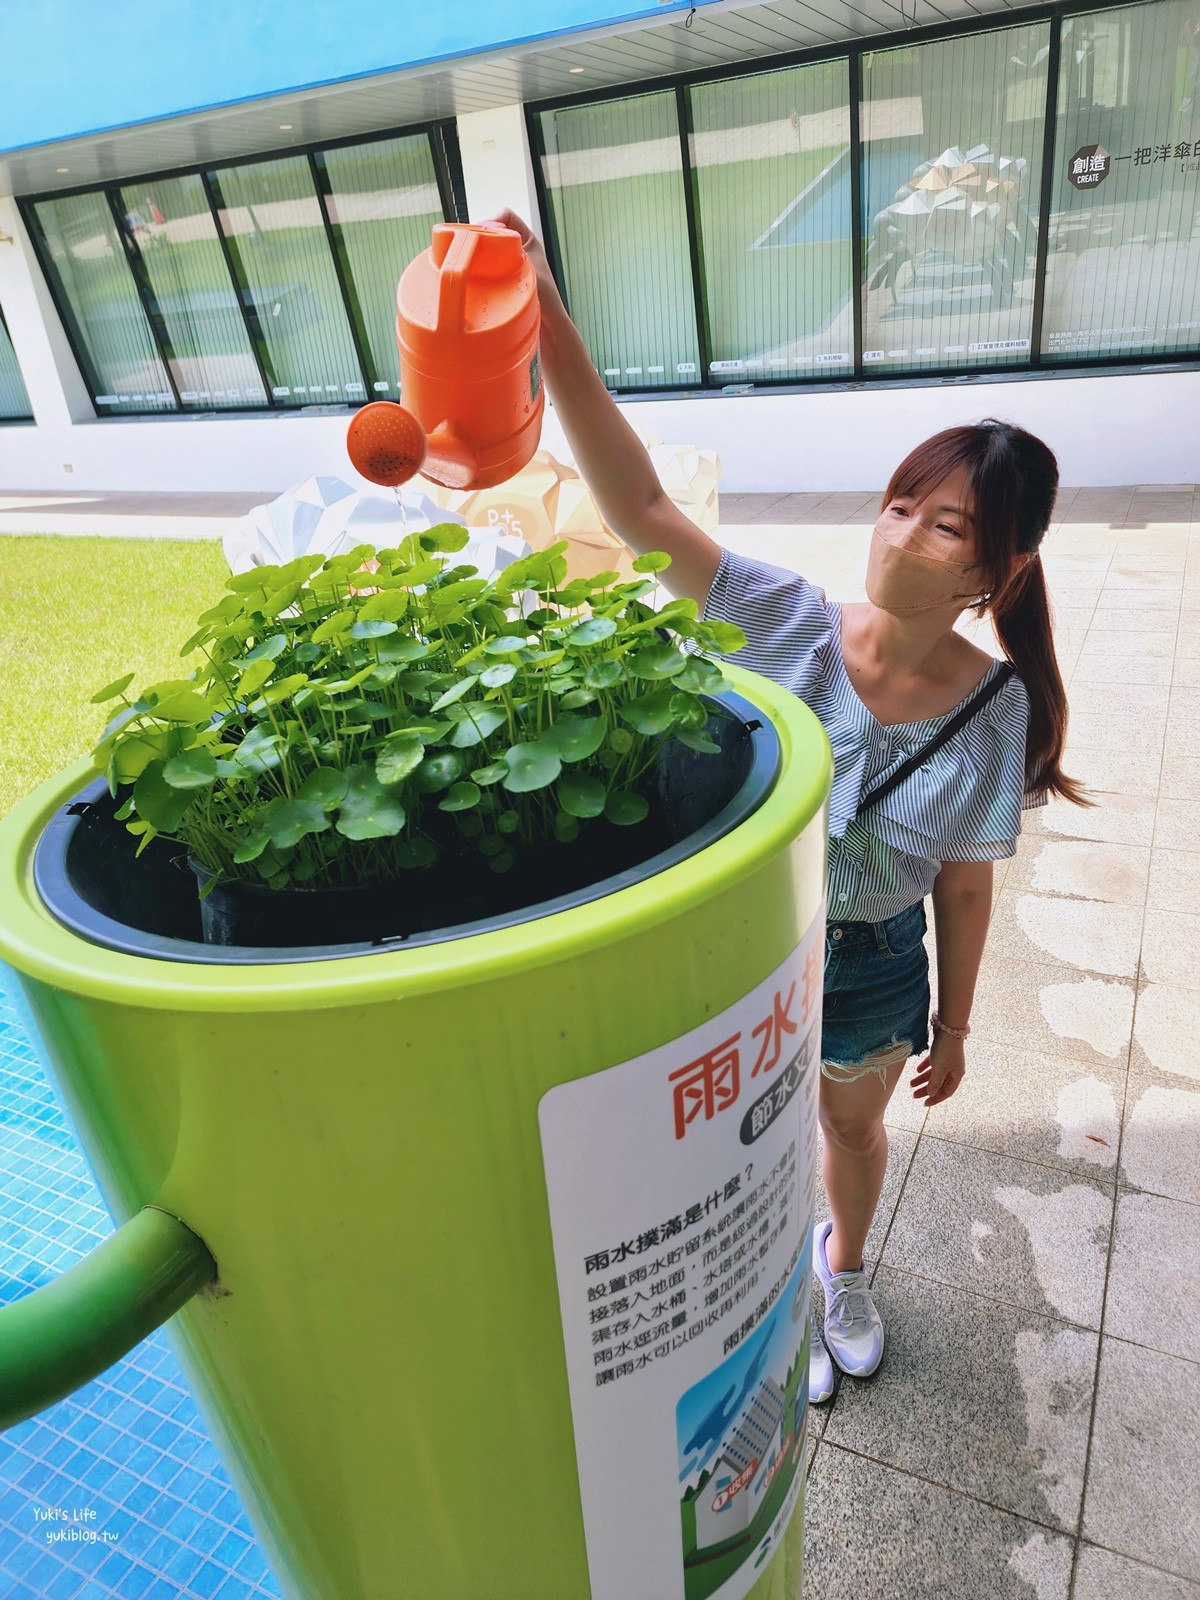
[809, 1370, 839, 1405]
[825, 1343, 883, 1380]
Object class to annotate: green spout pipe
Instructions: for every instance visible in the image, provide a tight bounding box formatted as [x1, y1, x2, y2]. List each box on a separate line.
[0, 1205, 217, 1430]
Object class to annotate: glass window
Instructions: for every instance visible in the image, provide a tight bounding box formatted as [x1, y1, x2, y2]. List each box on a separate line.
[860, 22, 1050, 374]
[536, 92, 702, 390]
[0, 309, 33, 420]
[1042, 0, 1200, 363]
[209, 155, 366, 408]
[315, 134, 447, 398]
[116, 174, 266, 409]
[689, 60, 853, 378]
[31, 191, 177, 412]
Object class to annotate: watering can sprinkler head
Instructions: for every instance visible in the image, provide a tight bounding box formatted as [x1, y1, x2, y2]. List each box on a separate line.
[346, 401, 428, 488]
[346, 400, 480, 492]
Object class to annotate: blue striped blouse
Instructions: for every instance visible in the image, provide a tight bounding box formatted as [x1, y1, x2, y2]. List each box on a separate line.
[704, 548, 1045, 924]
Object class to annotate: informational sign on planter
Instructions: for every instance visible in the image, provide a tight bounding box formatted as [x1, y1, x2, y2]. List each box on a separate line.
[539, 909, 823, 1600]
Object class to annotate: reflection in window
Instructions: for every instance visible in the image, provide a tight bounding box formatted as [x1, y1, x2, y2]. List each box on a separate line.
[31, 191, 176, 411]
[316, 135, 446, 398]
[860, 23, 1050, 374]
[1043, 0, 1200, 362]
[209, 156, 366, 407]
[689, 61, 852, 378]
[536, 93, 702, 390]
[117, 175, 266, 409]
[0, 309, 33, 420]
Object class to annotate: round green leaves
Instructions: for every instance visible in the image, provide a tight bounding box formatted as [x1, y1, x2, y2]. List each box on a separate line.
[502, 741, 561, 793]
[92, 535, 740, 895]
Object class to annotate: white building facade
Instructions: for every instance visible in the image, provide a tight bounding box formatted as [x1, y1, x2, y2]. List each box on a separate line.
[1, 0, 1197, 494]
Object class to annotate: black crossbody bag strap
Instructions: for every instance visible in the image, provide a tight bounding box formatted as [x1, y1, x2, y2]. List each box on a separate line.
[854, 663, 1016, 821]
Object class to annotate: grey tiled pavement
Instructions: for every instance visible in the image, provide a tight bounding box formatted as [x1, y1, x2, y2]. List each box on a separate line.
[717, 488, 1200, 1600]
[0, 488, 267, 541]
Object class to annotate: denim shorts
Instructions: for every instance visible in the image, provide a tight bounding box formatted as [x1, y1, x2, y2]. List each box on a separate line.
[821, 900, 931, 1084]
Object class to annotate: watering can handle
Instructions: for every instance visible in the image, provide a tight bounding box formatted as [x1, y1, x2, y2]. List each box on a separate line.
[437, 226, 480, 333]
[0, 1205, 216, 1430]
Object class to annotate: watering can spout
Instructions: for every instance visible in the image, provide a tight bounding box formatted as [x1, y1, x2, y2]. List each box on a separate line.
[0, 1205, 217, 1429]
[421, 419, 480, 491]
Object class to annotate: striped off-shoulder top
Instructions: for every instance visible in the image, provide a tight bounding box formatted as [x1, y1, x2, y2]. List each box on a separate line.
[703, 547, 1045, 924]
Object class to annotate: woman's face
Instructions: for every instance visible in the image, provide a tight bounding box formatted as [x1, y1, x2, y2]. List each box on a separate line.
[866, 463, 987, 618]
[876, 465, 979, 568]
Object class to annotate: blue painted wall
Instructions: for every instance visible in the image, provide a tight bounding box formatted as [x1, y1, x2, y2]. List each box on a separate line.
[0, 0, 716, 152]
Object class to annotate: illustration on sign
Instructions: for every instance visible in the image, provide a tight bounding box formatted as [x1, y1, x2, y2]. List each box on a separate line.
[539, 912, 822, 1600]
[677, 1252, 810, 1600]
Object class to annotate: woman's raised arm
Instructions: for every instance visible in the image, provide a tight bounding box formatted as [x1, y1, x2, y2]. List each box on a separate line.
[487, 210, 723, 608]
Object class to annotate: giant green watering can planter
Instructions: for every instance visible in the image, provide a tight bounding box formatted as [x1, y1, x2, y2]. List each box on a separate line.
[0, 665, 831, 1600]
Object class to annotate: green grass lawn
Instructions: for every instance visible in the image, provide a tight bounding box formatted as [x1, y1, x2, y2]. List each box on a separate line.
[0, 536, 228, 818]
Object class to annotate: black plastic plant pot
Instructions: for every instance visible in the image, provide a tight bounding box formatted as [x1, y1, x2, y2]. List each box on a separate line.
[34, 693, 779, 962]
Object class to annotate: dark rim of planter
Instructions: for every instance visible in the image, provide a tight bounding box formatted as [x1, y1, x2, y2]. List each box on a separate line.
[33, 690, 781, 966]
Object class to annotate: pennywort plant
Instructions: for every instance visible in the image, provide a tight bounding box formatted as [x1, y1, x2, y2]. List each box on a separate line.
[92, 525, 746, 893]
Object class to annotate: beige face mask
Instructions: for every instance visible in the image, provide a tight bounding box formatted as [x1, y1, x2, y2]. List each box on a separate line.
[865, 522, 984, 616]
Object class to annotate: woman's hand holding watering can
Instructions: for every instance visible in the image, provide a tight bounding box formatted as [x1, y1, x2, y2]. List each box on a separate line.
[485, 210, 564, 315]
[482, 210, 721, 606]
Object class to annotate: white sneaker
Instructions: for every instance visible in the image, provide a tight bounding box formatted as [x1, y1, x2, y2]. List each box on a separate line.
[808, 1306, 836, 1405]
[814, 1218, 885, 1378]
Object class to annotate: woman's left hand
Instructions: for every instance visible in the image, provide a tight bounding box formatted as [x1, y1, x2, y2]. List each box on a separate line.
[911, 1032, 966, 1106]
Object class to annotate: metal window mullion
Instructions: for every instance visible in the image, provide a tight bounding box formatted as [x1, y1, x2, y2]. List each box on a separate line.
[200, 169, 279, 406]
[428, 125, 457, 224]
[308, 150, 374, 399]
[848, 49, 865, 382]
[104, 188, 184, 411]
[433, 120, 469, 223]
[1028, 16, 1064, 370]
[675, 83, 712, 390]
[526, 108, 573, 321]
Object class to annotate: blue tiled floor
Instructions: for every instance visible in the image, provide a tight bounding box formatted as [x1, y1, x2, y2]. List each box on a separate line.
[0, 964, 284, 1600]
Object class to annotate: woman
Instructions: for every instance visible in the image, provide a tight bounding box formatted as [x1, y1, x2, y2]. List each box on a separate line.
[490, 209, 1089, 1403]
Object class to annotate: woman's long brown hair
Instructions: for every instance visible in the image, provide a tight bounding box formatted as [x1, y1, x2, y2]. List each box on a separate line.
[883, 419, 1091, 807]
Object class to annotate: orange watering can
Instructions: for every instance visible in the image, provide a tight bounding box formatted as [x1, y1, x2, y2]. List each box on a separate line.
[347, 222, 543, 493]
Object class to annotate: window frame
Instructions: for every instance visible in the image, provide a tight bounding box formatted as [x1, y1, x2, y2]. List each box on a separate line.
[528, 0, 1199, 396]
[0, 304, 34, 424]
[19, 118, 465, 419]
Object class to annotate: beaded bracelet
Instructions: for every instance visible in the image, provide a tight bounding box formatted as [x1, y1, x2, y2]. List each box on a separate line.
[931, 1011, 971, 1040]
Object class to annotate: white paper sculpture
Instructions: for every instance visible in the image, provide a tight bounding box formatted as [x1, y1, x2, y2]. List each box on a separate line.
[223, 476, 528, 580]
[865, 143, 1032, 313]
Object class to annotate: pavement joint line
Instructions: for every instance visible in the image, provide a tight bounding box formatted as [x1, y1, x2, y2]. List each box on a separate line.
[1097, 1329, 1200, 1371]
[914, 1126, 1122, 1196]
[811, 1437, 1082, 1542]
[869, 1260, 1103, 1336]
[901, 1125, 1121, 1191]
[1075, 1538, 1200, 1592]
[1065, 733, 1149, 1599]
[805, 1404, 831, 1483]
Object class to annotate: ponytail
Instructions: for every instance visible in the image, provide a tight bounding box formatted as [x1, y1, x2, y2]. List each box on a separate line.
[989, 554, 1091, 806]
